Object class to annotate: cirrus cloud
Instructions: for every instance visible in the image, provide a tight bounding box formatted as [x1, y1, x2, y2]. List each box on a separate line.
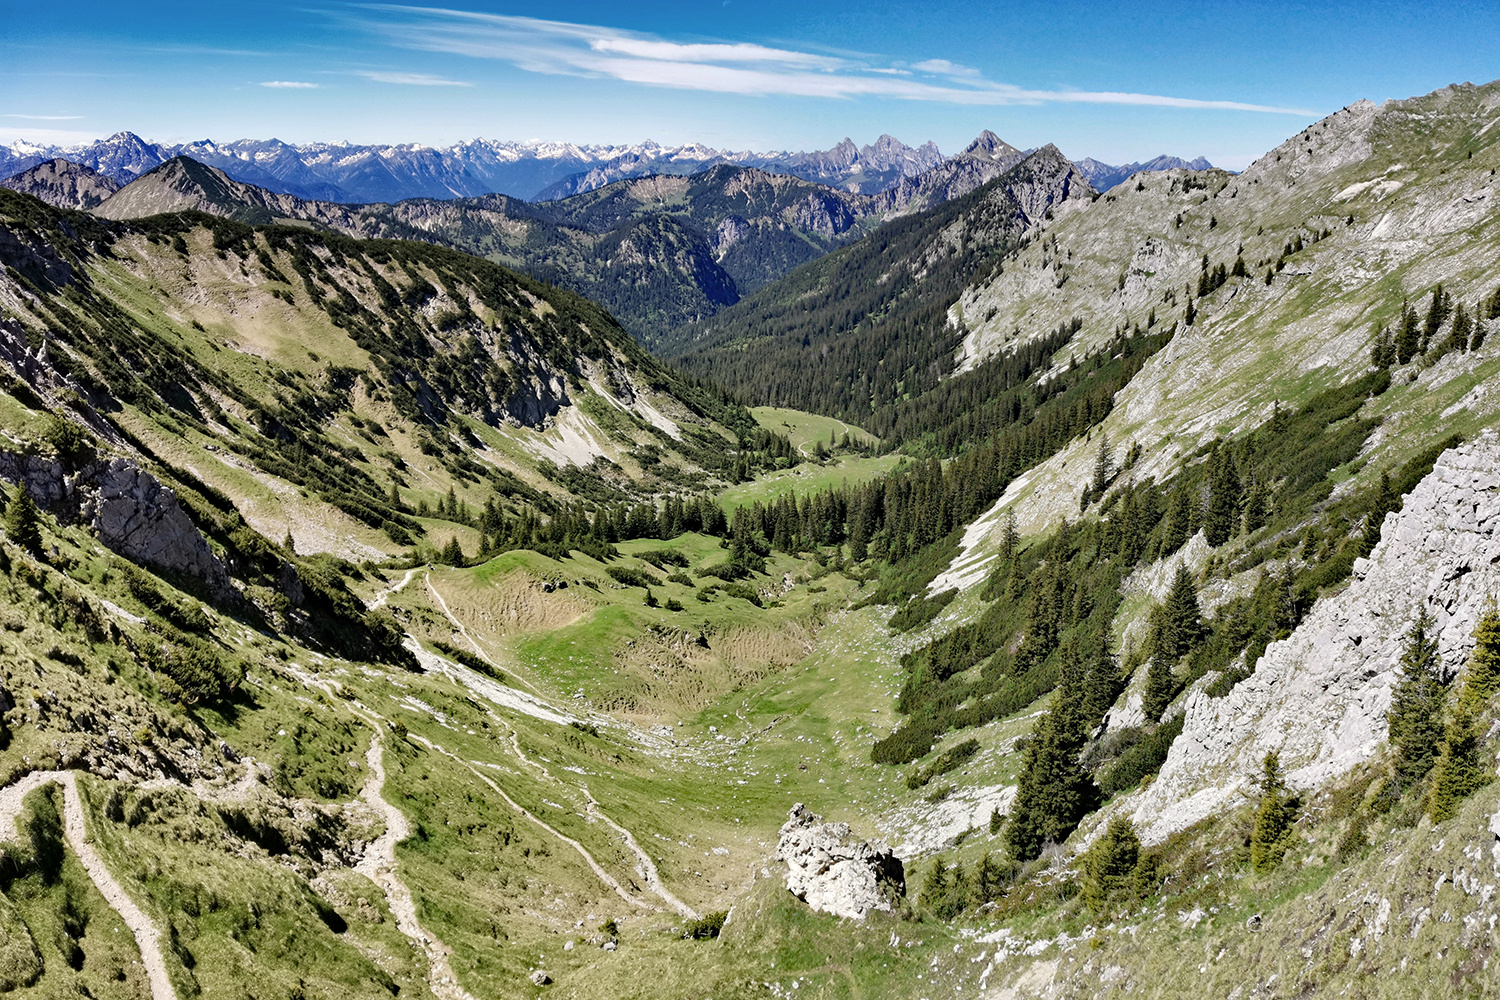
[355, 70, 472, 86]
[260, 80, 320, 89]
[351, 5, 1317, 115]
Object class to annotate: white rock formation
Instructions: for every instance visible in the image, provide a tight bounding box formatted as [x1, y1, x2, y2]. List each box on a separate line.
[775, 803, 905, 920]
[1132, 438, 1500, 842]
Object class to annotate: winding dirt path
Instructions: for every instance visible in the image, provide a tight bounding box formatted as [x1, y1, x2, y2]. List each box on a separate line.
[367, 568, 420, 610]
[579, 785, 698, 919]
[0, 772, 176, 1000]
[412, 736, 654, 912]
[353, 724, 479, 1000]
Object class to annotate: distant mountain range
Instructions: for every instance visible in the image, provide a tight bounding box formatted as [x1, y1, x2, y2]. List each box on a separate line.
[0, 130, 1211, 204]
[1073, 155, 1214, 192]
[0, 131, 1220, 342]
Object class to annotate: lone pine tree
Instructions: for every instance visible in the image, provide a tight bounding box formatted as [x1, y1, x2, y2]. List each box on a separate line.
[1386, 608, 1446, 794]
[1005, 656, 1098, 861]
[1081, 816, 1142, 914]
[3, 483, 43, 555]
[1426, 704, 1487, 823]
[1250, 751, 1298, 873]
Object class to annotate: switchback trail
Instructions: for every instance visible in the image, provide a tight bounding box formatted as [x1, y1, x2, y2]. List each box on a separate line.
[367, 568, 419, 610]
[0, 771, 176, 1000]
[424, 574, 545, 696]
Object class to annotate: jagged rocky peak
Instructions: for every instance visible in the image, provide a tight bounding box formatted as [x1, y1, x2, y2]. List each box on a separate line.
[962, 129, 1022, 160]
[1, 158, 121, 210]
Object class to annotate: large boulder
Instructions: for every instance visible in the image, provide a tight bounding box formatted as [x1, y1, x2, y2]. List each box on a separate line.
[775, 803, 904, 920]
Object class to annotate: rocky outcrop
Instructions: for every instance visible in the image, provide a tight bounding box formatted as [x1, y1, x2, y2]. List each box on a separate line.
[83, 458, 230, 595]
[775, 803, 905, 919]
[1131, 437, 1500, 842]
[3, 450, 235, 596]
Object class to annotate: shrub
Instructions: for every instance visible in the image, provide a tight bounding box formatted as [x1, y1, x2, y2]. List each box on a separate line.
[681, 911, 727, 940]
[1095, 715, 1185, 795]
[606, 565, 655, 589]
[720, 582, 763, 607]
[907, 738, 980, 789]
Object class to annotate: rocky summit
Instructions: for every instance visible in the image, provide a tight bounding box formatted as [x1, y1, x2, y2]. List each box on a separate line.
[0, 69, 1499, 1000]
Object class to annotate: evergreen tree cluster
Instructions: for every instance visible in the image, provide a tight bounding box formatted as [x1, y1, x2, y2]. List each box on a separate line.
[919, 851, 1020, 921]
[458, 493, 731, 566]
[1384, 605, 1500, 824]
[1376, 284, 1493, 369]
[1249, 751, 1298, 872]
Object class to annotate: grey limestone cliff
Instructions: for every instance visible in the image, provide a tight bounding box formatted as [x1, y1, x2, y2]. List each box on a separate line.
[1130, 436, 1500, 842]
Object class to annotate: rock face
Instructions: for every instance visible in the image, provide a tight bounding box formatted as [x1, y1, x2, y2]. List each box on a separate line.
[82, 458, 231, 595]
[775, 803, 905, 919]
[1131, 438, 1500, 842]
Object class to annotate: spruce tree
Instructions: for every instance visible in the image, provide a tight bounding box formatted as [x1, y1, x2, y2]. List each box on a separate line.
[1242, 479, 1269, 535]
[1426, 705, 1487, 823]
[1369, 324, 1395, 369]
[1159, 486, 1192, 556]
[1459, 607, 1500, 714]
[1081, 644, 1125, 728]
[1152, 564, 1205, 661]
[1250, 751, 1297, 872]
[1142, 655, 1177, 724]
[1004, 662, 1098, 861]
[1081, 816, 1141, 913]
[973, 851, 1005, 906]
[1203, 450, 1242, 546]
[4, 484, 43, 554]
[1091, 435, 1115, 499]
[1000, 510, 1020, 563]
[1395, 301, 1421, 364]
[1386, 609, 1445, 794]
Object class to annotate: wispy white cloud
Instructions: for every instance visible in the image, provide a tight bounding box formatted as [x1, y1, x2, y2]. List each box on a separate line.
[353, 6, 1317, 115]
[260, 81, 320, 89]
[355, 70, 472, 87]
[909, 58, 981, 79]
[0, 125, 101, 144]
[1, 113, 85, 120]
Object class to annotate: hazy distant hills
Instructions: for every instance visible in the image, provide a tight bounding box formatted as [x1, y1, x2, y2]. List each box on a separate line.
[1073, 154, 1214, 192]
[0, 130, 1211, 204]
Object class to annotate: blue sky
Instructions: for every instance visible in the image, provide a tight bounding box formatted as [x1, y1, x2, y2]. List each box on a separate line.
[3, 0, 1496, 168]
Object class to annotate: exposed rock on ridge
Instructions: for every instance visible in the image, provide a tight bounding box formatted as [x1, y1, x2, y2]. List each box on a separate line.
[0, 450, 230, 596]
[1130, 437, 1500, 843]
[775, 803, 905, 919]
[83, 458, 231, 596]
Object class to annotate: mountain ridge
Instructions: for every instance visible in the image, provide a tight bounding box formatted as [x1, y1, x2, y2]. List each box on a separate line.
[2, 129, 1212, 205]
